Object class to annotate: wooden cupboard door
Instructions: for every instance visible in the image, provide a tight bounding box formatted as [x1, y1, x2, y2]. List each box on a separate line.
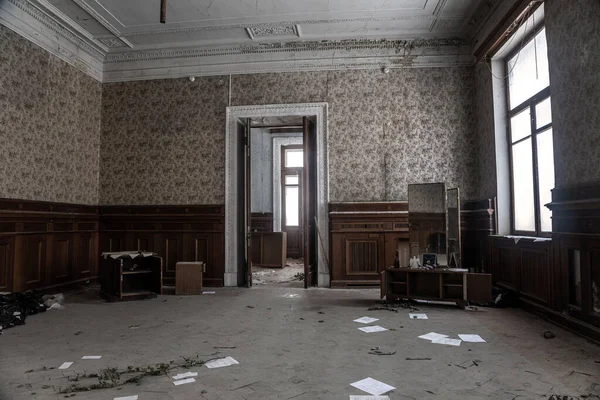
[0, 237, 14, 292]
[50, 233, 73, 285]
[158, 234, 184, 285]
[19, 235, 46, 291]
[343, 233, 384, 277]
[466, 273, 493, 303]
[75, 232, 95, 280]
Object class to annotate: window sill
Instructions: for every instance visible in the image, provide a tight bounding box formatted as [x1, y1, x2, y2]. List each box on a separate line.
[491, 234, 552, 244]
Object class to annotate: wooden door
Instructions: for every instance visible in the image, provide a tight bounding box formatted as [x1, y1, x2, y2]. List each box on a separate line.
[303, 117, 318, 287]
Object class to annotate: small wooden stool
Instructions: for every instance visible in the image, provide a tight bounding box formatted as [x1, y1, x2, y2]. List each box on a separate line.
[175, 262, 205, 295]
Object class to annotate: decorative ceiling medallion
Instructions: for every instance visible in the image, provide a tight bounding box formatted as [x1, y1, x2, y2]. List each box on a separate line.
[247, 25, 299, 39]
[99, 37, 127, 48]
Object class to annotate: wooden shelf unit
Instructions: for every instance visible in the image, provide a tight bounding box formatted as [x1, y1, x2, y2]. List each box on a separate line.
[381, 268, 492, 306]
[100, 254, 163, 301]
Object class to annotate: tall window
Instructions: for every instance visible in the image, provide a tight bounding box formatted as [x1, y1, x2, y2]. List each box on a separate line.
[506, 26, 554, 235]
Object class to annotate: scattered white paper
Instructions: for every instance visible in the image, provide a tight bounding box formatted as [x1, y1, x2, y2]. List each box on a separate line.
[458, 334, 486, 343]
[173, 377, 196, 386]
[358, 325, 388, 333]
[205, 356, 239, 369]
[283, 293, 300, 298]
[114, 396, 139, 400]
[354, 317, 379, 324]
[409, 313, 428, 319]
[349, 396, 390, 400]
[202, 291, 216, 294]
[172, 371, 198, 380]
[350, 377, 396, 396]
[81, 356, 102, 359]
[418, 332, 448, 341]
[58, 362, 73, 370]
[432, 337, 462, 346]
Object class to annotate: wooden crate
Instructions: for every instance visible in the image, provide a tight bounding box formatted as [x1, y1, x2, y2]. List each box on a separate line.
[175, 261, 205, 295]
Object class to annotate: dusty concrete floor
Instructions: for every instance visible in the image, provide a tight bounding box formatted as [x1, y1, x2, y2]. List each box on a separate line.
[252, 258, 304, 286]
[1, 285, 599, 400]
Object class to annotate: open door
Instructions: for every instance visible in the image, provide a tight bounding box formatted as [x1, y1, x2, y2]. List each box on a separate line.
[303, 117, 317, 288]
[236, 118, 252, 287]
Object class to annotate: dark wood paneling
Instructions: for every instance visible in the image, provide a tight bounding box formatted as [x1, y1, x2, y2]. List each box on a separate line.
[50, 234, 72, 284]
[330, 202, 408, 286]
[251, 212, 273, 233]
[0, 238, 13, 291]
[99, 205, 225, 287]
[20, 235, 46, 290]
[461, 198, 496, 272]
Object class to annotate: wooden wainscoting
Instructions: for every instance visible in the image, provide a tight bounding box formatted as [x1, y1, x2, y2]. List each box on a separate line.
[547, 182, 600, 333]
[329, 202, 409, 287]
[99, 205, 225, 287]
[489, 236, 552, 307]
[0, 198, 99, 293]
[461, 198, 496, 272]
[251, 212, 273, 233]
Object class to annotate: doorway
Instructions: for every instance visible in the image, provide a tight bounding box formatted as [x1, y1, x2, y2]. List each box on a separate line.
[224, 103, 329, 288]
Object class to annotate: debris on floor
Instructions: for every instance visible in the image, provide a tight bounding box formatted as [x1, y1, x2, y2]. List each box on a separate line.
[354, 316, 379, 324]
[291, 272, 305, 281]
[349, 396, 390, 400]
[173, 377, 196, 386]
[114, 396, 138, 400]
[458, 334, 486, 343]
[358, 325, 388, 333]
[432, 337, 462, 346]
[418, 332, 448, 341]
[81, 355, 102, 360]
[544, 331, 556, 339]
[409, 313, 428, 319]
[368, 299, 419, 313]
[368, 347, 396, 356]
[58, 362, 73, 370]
[204, 356, 239, 369]
[406, 357, 432, 360]
[43, 293, 65, 310]
[350, 377, 396, 396]
[0, 290, 46, 331]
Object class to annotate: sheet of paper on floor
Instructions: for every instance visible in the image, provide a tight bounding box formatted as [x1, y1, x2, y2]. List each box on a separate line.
[283, 293, 300, 298]
[350, 377, 396, 396]
[409, 313, 428, 319]
[458, 334, 486, 343]
[418, 332, 448, 341]
[205, 356, 239, 369]
[81, 355, 102, 359]
[358, 325, 388, 333]
[202, 291, 216, 294]
[114, 396, 139, 400]
[432, 337, 462, 346]
[173, 377, 196, 386]
[172, 371, 198, 380]
[353, 316, 379, 324]
[349, 396, 391, 400]
[58, 362, 73, 370]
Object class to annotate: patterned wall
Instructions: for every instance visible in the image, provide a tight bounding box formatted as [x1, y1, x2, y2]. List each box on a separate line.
[545, 0, 600, 187]
[100, 68, 479, 205]
[0, 25, 101, 204]
[473, 62, 497, 199]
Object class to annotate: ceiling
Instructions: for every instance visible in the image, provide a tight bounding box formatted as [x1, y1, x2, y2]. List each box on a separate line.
[0, 0, 508, 81]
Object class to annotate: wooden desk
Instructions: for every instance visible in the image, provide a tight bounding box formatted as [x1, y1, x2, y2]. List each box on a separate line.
[381, 268, 492, 306]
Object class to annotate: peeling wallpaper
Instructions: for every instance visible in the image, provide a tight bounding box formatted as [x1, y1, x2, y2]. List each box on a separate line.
[473, 62, 497, 199]
[0, 24, 101, 204]
[100, 68, 478, 205]
[545, 0, 600, 188]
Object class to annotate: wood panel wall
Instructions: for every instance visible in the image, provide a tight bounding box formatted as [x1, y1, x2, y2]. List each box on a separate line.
[0, 199, 225, 293]
[251, 212, 273, 233]
[461, 198, 496, 272]
[329, 202, 409, 287]
[0, 199, 99, 293]
[99, 205, 225, 287]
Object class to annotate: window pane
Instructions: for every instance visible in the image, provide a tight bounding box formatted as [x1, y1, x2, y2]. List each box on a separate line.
[285, 175, 299, 185]
[285, 149, 303, 167]
[285, 186, 299, 226]
[510, 108, 531, 143]
[535, 97, 552, 129]
[537, 128, 555, 232]
[508, 29, 550, 109]
[512, 138, 535, 231]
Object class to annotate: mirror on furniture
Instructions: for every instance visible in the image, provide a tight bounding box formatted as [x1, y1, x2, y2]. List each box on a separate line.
[408, 182, 447, 267]
[447, 188, 461, 268]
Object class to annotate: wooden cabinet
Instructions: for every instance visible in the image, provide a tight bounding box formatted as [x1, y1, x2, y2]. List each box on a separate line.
[100, 253, 163, 301]
[251, 232, 287, 267]
[329, 202, 409, 287]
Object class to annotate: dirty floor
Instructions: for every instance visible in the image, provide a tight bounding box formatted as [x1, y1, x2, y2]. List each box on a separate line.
[252, 258, 304, 285]
[1, 285, 599, 400]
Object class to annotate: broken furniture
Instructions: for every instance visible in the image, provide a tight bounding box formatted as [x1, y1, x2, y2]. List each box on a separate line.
[381, 267, 492, 306]
[100, 252, 163, 301]
[175, 261, 205, 295]
[251, 232, 287, 268]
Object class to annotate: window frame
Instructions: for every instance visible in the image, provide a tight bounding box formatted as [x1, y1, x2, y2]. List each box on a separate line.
[505, 24, 553, 237]
[281, 145, 304, 228]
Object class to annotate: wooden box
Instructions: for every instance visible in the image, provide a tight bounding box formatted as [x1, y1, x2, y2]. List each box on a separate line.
[175, 261, 205, 295]
[100, 252, 163, 301]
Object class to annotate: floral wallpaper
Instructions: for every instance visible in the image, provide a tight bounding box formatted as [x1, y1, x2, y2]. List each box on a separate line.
[0, 24, 101, 204]
[100, 77, 229, 204]
[408, 183, 447, 213]
[100, 68, 479, 205]
[473, 62, 497, 199]
[545, 0, 600, 188]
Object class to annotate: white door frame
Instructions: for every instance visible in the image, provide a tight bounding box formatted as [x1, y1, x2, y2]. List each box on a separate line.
[224, 103, 329, 287]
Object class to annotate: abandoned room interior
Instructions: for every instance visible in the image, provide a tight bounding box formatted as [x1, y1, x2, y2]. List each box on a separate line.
[1, 0, 599, 399]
